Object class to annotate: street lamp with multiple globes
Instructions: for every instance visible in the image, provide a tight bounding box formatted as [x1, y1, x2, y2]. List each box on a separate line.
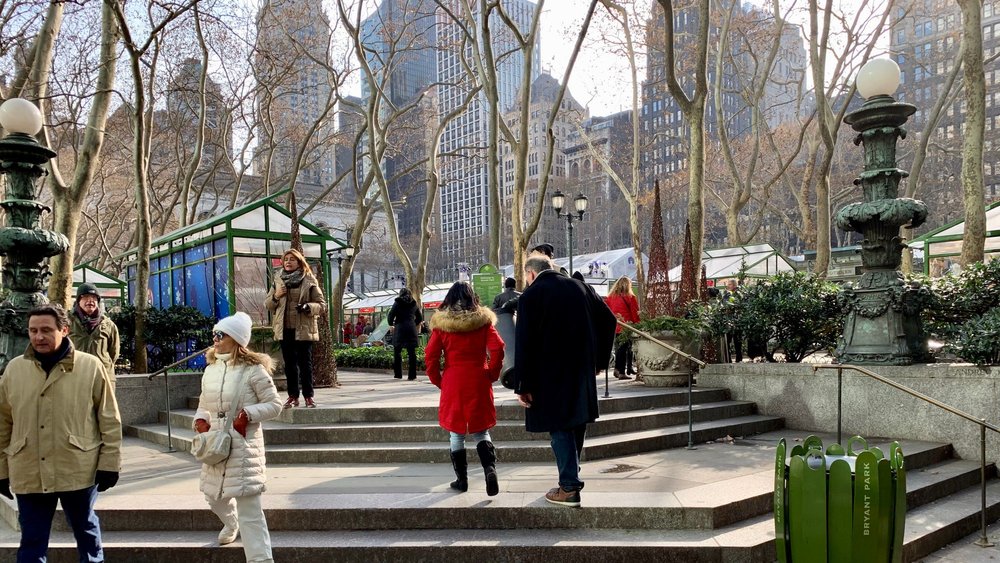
[834, 57, 931, 365]
[550, 189, 589, 275]
[0, 98, 69, 371]
[327, 244, 355, 341]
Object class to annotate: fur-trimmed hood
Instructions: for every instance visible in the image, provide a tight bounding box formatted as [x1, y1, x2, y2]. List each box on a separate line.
[429, 306, 497, 333]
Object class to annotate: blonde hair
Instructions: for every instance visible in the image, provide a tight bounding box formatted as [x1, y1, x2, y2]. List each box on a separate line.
[281, 249, 313, 277]
[207, 345, 274, 374]
[609, 276, 634, 297]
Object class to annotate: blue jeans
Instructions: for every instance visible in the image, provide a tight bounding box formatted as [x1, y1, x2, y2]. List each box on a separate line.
[449, 430, 491, 451]
[17, 485, 103, 563]
[550, 424, 587, 491]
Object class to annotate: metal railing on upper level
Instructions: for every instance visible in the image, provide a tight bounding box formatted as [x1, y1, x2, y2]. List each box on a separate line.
[145, 346, 213, 453]
[814, 363, 1000, 549]
[615, 321, 705, 449]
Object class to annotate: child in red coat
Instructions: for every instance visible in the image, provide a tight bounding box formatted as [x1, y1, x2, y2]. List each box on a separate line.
[425, 282, 505, 495]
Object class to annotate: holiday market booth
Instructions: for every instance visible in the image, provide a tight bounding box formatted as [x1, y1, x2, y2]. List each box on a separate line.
[909, 201, 1000, 277]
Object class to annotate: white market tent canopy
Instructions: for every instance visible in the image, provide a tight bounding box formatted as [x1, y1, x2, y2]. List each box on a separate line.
[909, 201, 1000, 276]
[668, 243, 796, 283]
[500, 247, 648, 280]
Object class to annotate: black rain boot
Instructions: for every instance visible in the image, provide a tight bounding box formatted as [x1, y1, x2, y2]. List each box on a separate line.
[449, 449, 468, 492]
[477, 440, 499, 497]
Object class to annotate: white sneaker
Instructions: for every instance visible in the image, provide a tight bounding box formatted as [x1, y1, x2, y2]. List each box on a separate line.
[218, 524, 239, 545]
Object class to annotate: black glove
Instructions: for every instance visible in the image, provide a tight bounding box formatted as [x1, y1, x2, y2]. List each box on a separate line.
[296, 303, 310, 314]
[95, 470, 119, 492]
[0, 478, 11, 499]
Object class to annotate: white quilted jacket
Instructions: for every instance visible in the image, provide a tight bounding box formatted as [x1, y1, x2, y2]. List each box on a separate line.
[194, 357, 282, 500]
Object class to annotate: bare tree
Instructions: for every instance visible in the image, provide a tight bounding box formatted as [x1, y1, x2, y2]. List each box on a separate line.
[956, 0, 985, 265]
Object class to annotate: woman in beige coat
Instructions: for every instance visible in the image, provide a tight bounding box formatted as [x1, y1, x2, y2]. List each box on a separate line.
[194, 312, 283, 563]
[265, 249, 326, 408]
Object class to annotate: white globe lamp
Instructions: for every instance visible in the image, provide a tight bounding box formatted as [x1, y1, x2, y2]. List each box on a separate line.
[856, 58, 901, 100]
[0, 98, 43, 136]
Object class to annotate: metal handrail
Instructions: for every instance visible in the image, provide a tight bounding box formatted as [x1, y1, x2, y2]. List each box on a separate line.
[146, 346, 212, 453]
[618, 321, 705, 449]
[814, 363, 1000, 548]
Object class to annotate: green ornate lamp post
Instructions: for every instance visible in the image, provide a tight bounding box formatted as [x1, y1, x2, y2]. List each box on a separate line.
[835, 58, 931, 365]
[0, 98, 69, 370]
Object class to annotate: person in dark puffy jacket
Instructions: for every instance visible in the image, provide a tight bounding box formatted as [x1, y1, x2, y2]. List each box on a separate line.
[387, 287, 423, 380]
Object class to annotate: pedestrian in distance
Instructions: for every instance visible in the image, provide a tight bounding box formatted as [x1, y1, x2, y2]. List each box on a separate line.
[492, 277, 520, 312]
[0, 303, 122, 562]
[265, 249, 327, 409]
[355, 317, 366, 345]
[194, 312, 282, 562]
[605, 276, 640, 379]
[68, 282, 121, 390]
[424, 282, 505, 496]
[514, 256, 616, 508]
[387, 287, 423, 380]
[343, 320, 354, 345]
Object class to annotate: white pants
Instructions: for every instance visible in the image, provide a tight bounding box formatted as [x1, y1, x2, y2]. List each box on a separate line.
[206, 493, 274, 563]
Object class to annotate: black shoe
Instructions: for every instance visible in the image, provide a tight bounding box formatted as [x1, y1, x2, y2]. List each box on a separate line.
[407, 376, 416, 381]
[477, 441, 499, 497]
[393, 374, 402, 379]
[449, 450, 468, 492]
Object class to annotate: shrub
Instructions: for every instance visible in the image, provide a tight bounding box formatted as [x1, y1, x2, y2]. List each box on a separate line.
[704, 272, 843, 363]
[335, 346, 426, 370]
[110, 305, 214, 373]
[919, 260, 1000, 363]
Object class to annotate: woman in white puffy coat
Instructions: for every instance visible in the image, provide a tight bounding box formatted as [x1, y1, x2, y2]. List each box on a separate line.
[193, 312, 283, 563]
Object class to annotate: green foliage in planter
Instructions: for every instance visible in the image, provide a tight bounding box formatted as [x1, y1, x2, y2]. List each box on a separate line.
[703, 272, 842, 363]
[631, 315, 705, 339]
[917, 260, 1000, 363]
[948, 308, 1000, 365]
[109, 304, 214, 372]
[335, 346, 426, 369]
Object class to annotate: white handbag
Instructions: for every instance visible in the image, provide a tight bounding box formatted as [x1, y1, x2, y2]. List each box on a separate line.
[192, 367, 247, 465]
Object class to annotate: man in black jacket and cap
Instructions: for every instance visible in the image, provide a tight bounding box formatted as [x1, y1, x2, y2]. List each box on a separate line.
[514, 255, 616, 507]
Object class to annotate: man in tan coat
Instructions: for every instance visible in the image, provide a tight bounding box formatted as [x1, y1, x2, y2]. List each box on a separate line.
[0, 304, 122, 562]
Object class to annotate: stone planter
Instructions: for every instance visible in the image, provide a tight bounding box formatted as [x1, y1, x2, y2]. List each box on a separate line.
[633, 330, 701, 387]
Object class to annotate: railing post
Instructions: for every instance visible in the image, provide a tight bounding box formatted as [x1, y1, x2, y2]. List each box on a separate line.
[686, 368, 695, 450]
[975, 421, 994, 547]
[837, 367, 843, 446]
[163, 370, 175, 453]
[604, 353, 611, 399]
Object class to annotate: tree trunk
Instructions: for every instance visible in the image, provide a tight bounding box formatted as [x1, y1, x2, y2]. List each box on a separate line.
[958, 0, 986, 266]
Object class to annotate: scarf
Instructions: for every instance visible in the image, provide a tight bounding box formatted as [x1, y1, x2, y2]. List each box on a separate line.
[37, 338, 72, 376]
[280, 268, 306, 289]
[74, 303, 102, 333]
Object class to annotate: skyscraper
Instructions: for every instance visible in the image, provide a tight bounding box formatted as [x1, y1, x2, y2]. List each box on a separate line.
[360, 0, 438, 238]
[436, 0, 540, 269]
[254, 0, 335, 187]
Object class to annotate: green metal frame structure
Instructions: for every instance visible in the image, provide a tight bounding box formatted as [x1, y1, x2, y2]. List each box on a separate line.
[118, 190, 348, 329]
[909, 200, 1000, 276]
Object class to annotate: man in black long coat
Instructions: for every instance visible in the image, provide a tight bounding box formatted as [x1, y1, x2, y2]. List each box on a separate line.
[514, 255, 616, 507]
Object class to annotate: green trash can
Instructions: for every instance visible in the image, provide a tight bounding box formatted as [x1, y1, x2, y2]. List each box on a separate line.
[774, 435, 906, 563]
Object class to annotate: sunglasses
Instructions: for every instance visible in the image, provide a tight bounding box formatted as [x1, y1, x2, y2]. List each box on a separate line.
[213, 331, 227, 341]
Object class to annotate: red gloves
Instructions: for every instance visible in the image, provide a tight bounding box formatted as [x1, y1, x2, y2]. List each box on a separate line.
[233, 410, 250, 437]
[194, 419, 211, 433]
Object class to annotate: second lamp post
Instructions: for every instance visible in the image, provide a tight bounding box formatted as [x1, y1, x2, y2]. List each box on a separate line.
[551, 190, 589, 275]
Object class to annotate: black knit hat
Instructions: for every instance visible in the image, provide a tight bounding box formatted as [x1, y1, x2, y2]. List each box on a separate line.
[76, 283, 100, 300]
[531, 243, 555, 258]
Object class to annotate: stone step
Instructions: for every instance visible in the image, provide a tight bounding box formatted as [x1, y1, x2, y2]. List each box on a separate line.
[902, 477, 1000, 561]
[128, 414, 786, 464]
[156, 400, 760, 444]
[0, 515, 777, 563]
[183, 386, 734, 422]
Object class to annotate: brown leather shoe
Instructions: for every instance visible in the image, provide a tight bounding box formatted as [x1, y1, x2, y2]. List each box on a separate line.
[544, 486, 581, 508]
[304, 397, 316, 408]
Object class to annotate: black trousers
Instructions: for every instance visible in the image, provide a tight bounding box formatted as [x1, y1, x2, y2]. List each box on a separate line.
[727, 330, 743, 362]
[394, 343, 417, 379]
[281, 330, 314, 398]
[614, 340, 633, 372]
